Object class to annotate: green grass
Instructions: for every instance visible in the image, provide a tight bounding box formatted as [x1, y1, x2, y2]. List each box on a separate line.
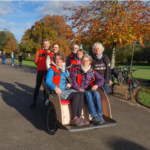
[15, 59, 37, 68]
[138, 86, 150, 107]
[117, 65, 150, 80]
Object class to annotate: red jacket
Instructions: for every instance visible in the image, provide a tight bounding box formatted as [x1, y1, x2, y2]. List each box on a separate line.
[48, 51, 54, 63]
[37, 49, 47, 71]
[76, 68, 95, 87]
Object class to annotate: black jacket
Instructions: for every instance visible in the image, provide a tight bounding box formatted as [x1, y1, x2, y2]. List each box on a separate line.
[18, 55, 22, 62]
[92, 54, 111, 84]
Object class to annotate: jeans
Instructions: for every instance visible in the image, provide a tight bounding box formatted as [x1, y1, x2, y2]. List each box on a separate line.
[11, 58, 15, 65]
[83, 90, 103, 117]
[2, 59, 6, 64]
[102, 84, 111, 94]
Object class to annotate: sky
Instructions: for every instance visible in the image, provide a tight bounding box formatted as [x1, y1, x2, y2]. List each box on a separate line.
[0, 0, 84, 43]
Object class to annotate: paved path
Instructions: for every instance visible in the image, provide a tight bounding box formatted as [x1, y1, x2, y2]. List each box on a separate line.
[0, 61, 150, 150]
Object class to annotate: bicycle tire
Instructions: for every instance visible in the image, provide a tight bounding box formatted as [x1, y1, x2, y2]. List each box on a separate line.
[129, 83, 133, 100]
[118, 73, 123, 85]
[47, 103, 57, 135]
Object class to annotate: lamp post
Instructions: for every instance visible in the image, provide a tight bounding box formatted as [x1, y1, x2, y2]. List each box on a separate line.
[41, 19, 45, 49]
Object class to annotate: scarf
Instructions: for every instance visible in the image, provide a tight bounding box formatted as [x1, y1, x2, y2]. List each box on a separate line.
[96, 54, 103, 60]
[81, 65, 91, 73]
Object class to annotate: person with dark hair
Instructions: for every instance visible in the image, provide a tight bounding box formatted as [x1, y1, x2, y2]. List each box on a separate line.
[69, 49, 85, 74]
[46, 52, 89, 126]
[46, 43, 60, 70]
[66, 44, 79, 67]
[30, 39, 50, 108]
[1, 51, 7, 65]
[18, 53, 22, 66]
[70, 55, 105, 125]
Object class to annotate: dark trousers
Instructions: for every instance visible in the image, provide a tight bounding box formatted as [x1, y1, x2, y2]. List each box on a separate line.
[33, 70, 47, 103]
[66, 92, 84, 118]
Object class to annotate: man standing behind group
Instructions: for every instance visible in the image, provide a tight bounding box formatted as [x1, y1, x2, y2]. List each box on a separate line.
[10, 51, 15, 66]
[66, 44, 79, 67]
[30, 39, 50, 108]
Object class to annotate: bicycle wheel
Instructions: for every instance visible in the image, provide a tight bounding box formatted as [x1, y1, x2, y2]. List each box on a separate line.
[125, 72, 128, 83]
[47, 103, 57, 135]
[129, 83, 133, 100]
[118, 73, 123, 85]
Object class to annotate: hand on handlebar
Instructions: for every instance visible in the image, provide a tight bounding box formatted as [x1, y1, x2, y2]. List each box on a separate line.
[55, 87, 62, 94]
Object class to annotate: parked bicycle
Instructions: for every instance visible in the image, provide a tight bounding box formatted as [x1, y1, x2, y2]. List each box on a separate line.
[122, 66, 131, 83]
[127, 69, 139, 100]
[111, 66, 124, 86]
[111, 75, 118, 94]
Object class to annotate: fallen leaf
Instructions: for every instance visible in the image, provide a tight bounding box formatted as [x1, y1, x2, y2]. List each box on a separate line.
[108, 142, 113, 145]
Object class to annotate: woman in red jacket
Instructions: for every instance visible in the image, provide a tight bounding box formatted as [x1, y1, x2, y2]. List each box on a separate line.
[69, 49, 85, 74]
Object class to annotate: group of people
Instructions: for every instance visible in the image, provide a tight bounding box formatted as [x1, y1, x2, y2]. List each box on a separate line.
[30, 39, 112, 127]
[1, 51, 23, 66]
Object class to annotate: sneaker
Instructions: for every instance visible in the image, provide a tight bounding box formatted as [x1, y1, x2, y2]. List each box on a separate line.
[98, 115, 105, 125]
[93, 116, 99, 125]
[71, 116, 84, 127]
[30, 102, 36, 108]
[79, 117, 89, 126]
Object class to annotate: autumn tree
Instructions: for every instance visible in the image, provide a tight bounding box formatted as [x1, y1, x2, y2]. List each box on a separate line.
[63, 0, 150, 68]
[3, 38, 19, 54]
[0, 29, 16, 52]
[21, 15, 74, 56]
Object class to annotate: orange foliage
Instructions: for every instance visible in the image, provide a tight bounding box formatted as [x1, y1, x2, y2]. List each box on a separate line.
[21, 15, 74, 56]
[3, 39, 18, 54]
[63, 1, 150, 48]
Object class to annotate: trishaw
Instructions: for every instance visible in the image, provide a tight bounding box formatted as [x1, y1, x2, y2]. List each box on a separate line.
[45, 87, 117, 135]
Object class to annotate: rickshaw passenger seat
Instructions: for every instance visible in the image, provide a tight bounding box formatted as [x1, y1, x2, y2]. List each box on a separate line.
[61, 100, 71, 105]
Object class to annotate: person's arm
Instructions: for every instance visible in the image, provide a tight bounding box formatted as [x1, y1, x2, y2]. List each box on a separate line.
[46, 55, 51, 70]
[46, 68, 62, 94]
[46, 68, 57, 90]
[34, 50, 39, 66]
[66, 55, 70, 67]
[70, 69, 81, 91]
[94, 71, 105, 88]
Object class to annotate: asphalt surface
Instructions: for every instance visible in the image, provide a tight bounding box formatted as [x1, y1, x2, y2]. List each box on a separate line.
[0, 60, 150, 150]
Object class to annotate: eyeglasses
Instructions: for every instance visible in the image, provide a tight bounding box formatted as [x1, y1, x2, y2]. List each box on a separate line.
[82, 60, 90, 62]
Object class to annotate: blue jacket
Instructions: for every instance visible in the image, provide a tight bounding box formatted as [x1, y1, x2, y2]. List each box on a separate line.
[46, 67, 70, 91]
[1, 54, 6, 59]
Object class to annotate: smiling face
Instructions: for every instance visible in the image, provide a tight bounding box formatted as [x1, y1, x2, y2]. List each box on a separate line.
[55, 56, 63, 67]
[53, 44, 59, 53]
[94, 46, 102, 56]
[72, 44, 79, 54]
[43, 41, 50, 50]
[77, 51, 84, 59]
[82, 57, 91, 67]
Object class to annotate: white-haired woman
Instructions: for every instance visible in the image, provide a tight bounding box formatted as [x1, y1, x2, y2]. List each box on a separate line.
[92, 42, 112, 94]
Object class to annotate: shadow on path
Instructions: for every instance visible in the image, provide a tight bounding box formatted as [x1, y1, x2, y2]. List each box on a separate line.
[0, 81, 49, 133]
[108, 137, 147, 150]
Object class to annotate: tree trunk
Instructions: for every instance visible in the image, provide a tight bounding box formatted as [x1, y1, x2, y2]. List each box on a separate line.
[129, 42, 135, 78]
[110, 43, 117, 69]
[28, 53, 30, 57]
